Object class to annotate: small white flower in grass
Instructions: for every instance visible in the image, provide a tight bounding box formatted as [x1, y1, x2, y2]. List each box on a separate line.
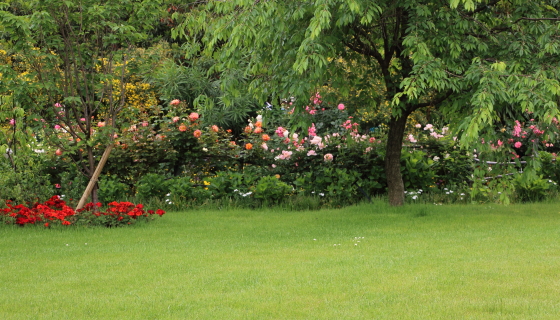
[433, 156, 440, 161]
[412, 195, 418, 200]
[202, 148, 208, 152]
[444, 188, 448, 191]
[460, 193, 465, 196]
[446, 192, 449, 195]
[319, 193, 325, 197]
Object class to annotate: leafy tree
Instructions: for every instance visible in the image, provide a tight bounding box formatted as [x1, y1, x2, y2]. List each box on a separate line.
[173, 0, 560, 205]
[0, 0, 164, 206]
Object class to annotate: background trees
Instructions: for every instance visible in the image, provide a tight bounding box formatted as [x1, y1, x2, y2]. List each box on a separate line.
[173, 0, 560, 205]
[1, 0, 164, 204]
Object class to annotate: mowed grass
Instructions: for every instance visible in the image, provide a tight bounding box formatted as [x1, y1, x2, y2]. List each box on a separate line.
[1, 201, 560, 319]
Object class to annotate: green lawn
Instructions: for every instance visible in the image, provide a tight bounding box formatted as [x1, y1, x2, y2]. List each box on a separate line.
[1, 201, 560, 319]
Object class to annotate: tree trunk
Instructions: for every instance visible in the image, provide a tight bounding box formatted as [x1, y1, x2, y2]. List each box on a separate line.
[385, 111, 410, 206]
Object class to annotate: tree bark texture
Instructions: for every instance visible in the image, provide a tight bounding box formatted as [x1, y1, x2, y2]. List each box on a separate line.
[385, 111, 410, 206]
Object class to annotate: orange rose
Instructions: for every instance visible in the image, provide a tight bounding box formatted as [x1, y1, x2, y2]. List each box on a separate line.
[244, 126, 252, 133]
[255, 121, 262, 127]
[211, 125, 219, 132]
[245, 143, 253, 150]
[253, 127, 263, 134]
[193, 129, 202, 138]
[179, 124, 187, 132]
[262, 134, 270, 141]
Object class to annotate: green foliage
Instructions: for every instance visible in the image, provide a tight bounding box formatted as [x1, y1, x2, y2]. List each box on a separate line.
[0, 157, 53, 204]
[135, 173, 170, 201]
[98, 177, 130, 204]
[252, 176, 292, 204]
[206, 171, 238, 199]
[540, 151, 560, 184]
[167, 176, 193, 203]
[401, 150, 435, 190]
[513, 173, 554, 203]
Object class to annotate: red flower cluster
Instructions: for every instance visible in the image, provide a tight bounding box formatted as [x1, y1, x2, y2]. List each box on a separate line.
[2, 196, 75, 226]
[1, 196, 165, 227]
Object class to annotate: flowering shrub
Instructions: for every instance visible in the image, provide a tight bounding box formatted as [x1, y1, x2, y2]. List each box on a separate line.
[1, 196, 165, 228]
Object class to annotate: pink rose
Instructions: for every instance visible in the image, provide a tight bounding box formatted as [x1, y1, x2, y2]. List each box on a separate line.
[189, 113, 199, 122]
[324, 153, 333, 162]
[170, 99, 180, 106]
[337, 103, 345, 110]
[514, 141, 522, 148]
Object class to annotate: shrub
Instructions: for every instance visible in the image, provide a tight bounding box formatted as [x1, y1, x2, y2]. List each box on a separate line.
[253, 176, 292, 204]
[135, 173, 171, 201]
[99, 177, 131, 203]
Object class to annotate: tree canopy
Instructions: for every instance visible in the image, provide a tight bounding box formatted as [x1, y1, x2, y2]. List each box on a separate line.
[173, 0, 560, 205]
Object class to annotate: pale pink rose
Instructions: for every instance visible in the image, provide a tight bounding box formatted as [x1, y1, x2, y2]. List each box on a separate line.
[80, 118, 86, 122]
[310, 136, 322, 145]
[142, 121, 149, 127]
[324, 153, 334, 162]
[307, 150, 317, 156]
[97, 121, 105, 127]
[261, 143, 268, 150]
[188, 112, 199, 122]
[170, 99, 180, 106]
[415, 123, 422, 128]
[172, 116, 180, 123]
[54, 103, 62, 108]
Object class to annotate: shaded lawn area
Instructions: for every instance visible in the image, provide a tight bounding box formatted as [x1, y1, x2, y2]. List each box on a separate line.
[1, 201, 560, 319]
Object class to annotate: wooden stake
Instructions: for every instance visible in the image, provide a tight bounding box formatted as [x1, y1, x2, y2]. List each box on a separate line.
[75, 144, 114, 210]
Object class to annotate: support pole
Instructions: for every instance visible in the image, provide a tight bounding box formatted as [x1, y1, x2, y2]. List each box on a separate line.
[75, 144, 114, 210]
